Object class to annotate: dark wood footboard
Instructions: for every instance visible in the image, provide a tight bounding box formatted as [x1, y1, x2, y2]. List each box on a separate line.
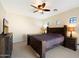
[27, 35, 46, 58]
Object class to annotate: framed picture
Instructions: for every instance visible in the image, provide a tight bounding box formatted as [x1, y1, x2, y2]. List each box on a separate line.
[3, 18, 9, 34]
[69, 17, 77, 24]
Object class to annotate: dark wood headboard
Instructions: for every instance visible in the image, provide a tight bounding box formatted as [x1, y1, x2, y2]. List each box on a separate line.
[47, 25, 67, 37]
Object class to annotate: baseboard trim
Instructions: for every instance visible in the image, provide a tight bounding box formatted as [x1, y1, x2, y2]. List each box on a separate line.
[77, 45, 79, 49]
[77, 44, 79, 45]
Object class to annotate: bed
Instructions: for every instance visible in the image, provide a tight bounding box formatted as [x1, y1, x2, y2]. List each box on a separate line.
[27, 25, 67, 58]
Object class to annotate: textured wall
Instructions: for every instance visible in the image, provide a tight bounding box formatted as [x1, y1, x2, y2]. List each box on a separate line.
[0, 2, 6, 34]
[6, 13, 43, 43]
[6, 7, 79, 44]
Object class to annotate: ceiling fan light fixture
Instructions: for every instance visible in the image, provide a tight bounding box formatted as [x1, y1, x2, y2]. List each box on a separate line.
[38, 10, 43, 12]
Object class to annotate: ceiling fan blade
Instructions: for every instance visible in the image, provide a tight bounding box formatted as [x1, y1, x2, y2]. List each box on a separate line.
[42, 3, 46, 8]
[31, 5, 37, 9]
[33, 10, 38, 13]
[43, 9, 50, 11]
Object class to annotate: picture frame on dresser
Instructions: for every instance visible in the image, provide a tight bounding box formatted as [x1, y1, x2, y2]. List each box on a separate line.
[2, 18, 9, 34]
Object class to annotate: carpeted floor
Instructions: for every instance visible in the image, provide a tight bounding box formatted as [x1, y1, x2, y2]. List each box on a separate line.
[12, 41, 79, 58]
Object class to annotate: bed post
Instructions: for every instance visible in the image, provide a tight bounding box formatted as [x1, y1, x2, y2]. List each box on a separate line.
[64, 25, 67, 37]
[40, 41, 46, 58]
[27, 35, 30, 45]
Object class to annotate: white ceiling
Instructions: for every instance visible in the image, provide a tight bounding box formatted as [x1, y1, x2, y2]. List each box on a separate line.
[0, 0, 79, 19]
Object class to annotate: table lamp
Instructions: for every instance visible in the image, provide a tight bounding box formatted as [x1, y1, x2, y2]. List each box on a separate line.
[68, 27, 75, 37]
[41, 23, 49, 34]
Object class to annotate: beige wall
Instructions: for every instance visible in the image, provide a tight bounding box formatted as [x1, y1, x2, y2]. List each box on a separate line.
[6, 13, 43, 43]
[0, 2, 6, 34]
[46, 7, 79, 44]
[6, 7, 79, 44]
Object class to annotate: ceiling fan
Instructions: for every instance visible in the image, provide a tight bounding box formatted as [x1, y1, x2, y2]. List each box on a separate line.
[31, 2, 50, 14]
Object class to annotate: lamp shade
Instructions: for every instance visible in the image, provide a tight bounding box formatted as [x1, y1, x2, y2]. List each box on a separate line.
[68, 27, 75, 32]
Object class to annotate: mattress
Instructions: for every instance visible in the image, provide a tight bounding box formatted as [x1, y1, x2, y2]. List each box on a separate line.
[30, 33, 64, 49]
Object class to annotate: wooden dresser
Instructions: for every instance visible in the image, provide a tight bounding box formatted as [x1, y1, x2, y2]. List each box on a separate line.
[0, 33, 13, 58]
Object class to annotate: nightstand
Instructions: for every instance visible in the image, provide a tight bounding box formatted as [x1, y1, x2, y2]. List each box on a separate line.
[64, 37, 77, 51]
